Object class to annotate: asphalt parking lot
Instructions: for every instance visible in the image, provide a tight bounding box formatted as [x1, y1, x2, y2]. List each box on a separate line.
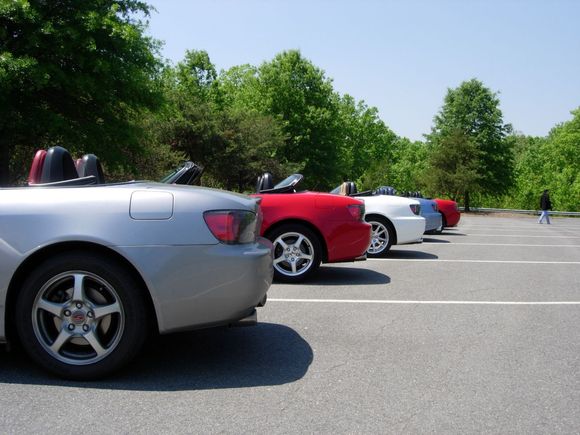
[1, 214, 579, 433]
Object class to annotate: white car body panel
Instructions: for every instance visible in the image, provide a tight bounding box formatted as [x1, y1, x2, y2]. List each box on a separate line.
[360, 195, 425, 245]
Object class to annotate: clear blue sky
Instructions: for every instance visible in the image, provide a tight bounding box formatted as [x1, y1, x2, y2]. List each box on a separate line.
[145, 0, 580, 141]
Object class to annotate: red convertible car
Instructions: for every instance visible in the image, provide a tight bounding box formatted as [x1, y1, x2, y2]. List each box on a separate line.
[162, 165, 371, 282]
[253, 173, 371, 282]
[434, 198, 461, 228]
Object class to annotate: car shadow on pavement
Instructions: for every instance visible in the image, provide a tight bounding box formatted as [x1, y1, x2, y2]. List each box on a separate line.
[439, 231, 467, 236]
[383, 250, 439, 260]
[0, 323, 312, 391]
[422, 237, 451, 243]
[308, 266, 390, 285]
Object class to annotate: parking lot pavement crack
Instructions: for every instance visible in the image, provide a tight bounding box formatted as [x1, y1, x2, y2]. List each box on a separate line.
[324, 361, 349, 373]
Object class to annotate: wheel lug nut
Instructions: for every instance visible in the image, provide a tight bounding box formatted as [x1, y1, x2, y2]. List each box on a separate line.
[68, 324, 75, 331]
[64, 310, 71, 317]
[87, 311, 94, 318]
[76, 303, 82, 309]
[82, 325, 89, 332]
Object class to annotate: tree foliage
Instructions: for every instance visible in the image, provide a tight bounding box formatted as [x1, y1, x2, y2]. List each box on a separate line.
[255, 50, 344, 189]
[2, 3, 575, 211]
[0, 0, 164, 185]
[424, 130, 482, 201]
[426, 79, 513, 208]
[150, 50, 292, 190]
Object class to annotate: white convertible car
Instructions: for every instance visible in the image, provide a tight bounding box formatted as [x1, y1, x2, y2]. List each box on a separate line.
[332, 182, 425, 257]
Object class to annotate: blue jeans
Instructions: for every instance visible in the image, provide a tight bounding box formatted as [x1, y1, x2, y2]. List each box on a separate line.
[538, 210, 550, 224]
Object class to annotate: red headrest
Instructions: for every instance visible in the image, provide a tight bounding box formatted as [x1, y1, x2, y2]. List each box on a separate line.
[28, 150, 47, 185]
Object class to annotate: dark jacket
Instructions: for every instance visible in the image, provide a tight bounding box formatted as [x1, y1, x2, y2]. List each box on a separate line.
[540, 193, 552, 211]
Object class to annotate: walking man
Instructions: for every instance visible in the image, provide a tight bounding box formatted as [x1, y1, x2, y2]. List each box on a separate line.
[538, 189, 552, 224]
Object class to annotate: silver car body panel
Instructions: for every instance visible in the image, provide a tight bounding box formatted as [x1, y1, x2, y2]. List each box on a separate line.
[0, 181, 273, 341]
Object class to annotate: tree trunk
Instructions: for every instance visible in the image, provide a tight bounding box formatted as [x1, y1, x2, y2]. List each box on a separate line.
[464, 191, 470, 212]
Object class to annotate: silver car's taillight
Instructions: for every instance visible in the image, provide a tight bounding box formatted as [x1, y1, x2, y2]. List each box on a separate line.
[409, 204, 421, 215]
[203, 210, 258, 244]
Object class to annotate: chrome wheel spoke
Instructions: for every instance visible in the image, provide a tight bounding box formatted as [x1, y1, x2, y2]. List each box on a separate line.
[274, 256, 286, 265]
[290, 261, 298, 274]
[37, 298, 65, 318]
[276, 238, 288, 250]
[295, 235, 304, 248]
[301, 253, 313, 261]
[50, 329, 72, 354]
[72, 274, 86, 302]
[84, 330, 107, 357]
[93, 301, 121, 319]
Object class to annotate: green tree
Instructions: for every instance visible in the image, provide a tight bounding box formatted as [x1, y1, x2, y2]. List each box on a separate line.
[424, 129, 482, 202]
[426, 79, 513, 209]
[256, 50, 343, 189]
[541, 108, 580, 212]
[151, 50, 292, 191]
[388, 138, 429, 193]
[0, 0, 162, 185]
[337, 94, 397, 182]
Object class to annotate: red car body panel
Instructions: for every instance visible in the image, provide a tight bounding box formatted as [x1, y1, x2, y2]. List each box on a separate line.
[435, 198, 461, 227]
[252, 192, 371, 263]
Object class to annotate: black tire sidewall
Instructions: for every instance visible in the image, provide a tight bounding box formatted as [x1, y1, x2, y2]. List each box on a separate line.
[268, 224, 322, 283]
[15, 251, 148, 380]
[440, 212, 448, 228]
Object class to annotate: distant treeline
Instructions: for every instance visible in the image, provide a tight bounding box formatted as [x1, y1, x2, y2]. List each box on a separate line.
[1, 1, 578, 211]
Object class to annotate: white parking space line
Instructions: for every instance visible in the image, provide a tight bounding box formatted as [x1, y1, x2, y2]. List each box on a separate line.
[460, 225, 580, 229]
[422, 242, 580, 248]
[269, 298, 580, 305]
[460, 230, 570, 234]
[368, 259, 580, 264]
[462, 234, 580, 238]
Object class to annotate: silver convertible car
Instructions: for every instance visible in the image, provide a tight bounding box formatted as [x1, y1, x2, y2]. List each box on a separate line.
[0, 147, 273, 379]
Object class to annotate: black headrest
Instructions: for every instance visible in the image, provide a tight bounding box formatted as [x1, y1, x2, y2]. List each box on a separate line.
[77, 154, 105, 184]
[346, 182, 357, 195]
[376, 186, 396, 196]
[256, 172, 274, 193]
[40, 146, 79, 183]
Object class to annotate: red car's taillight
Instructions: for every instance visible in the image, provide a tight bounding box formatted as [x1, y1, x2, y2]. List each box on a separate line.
[409, 204, 421, 215]
[347, 204, 365, 221]
[203, 210, 258, 244]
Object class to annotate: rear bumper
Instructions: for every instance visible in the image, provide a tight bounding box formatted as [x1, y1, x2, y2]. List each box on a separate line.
[444, 210, 461, 227]
[118, 238, 273, 334]
[392, 216, 426, 245]
[422, 212, 443, 233]
[325, 221, 371, 263]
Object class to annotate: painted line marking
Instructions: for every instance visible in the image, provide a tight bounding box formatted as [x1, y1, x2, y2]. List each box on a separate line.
[460, 229, 580, 233]
[269, 298, 580, 305]
[422, 242, 580, 248]
[458, 234, 580, 238]
[368, 259, 580, 264]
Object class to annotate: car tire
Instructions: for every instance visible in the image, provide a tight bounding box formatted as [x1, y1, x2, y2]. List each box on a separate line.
[268, 224, 322, 283]
[366, 216, 395, 257]
[440, 212, 448, 229]
[15, 251, 149, 380]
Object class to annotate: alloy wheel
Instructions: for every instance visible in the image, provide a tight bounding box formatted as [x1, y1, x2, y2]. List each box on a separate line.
[31, 271, 125, 366]
[368, 221, 390, 255]
[272, 231, 316, 278]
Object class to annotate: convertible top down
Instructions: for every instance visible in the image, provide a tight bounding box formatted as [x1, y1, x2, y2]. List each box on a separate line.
[0, 147, 273, 379]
